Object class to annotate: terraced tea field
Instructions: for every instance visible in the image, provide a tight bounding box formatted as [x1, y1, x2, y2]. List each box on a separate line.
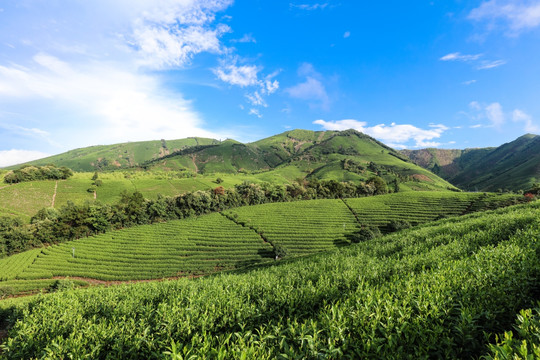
[0, 191, 525, 298]
[223, 199, 358, 256]
[17, 213, 273, 281]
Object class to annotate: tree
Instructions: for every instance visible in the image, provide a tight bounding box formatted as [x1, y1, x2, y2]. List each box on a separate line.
[367, 176, 388, 195]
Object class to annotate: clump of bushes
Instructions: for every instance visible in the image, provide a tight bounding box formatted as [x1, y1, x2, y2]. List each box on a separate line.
[4, 165, 73, 184]
[350, 226, 381, 243]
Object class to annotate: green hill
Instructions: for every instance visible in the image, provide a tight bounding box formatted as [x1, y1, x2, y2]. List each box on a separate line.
[1, 200, 539, 358]
[4, 137, 220, 172]
[147, 129, 456, 191]
[402, 134, 540, 191]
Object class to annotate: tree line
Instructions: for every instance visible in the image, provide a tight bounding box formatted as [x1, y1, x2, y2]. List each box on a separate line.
[0, 177, 389, 257]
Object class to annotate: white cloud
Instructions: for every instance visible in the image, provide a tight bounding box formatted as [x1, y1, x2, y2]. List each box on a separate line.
[290, 3, 329, 11]
[463, 80, 477, 85]
[465, 101, 537, 132]
[0, 150, 51, 167]
[0, 0, 248, 152]
[513, 109, 539, 132]
[286, 63, 329, 110]
[246, 91, 267, 107]
[0, 53, 221, 148]
[469, 101, 482, 111]
[313, 119, 449, 148]
[440, 52, 483, 61]
[248, 108, 262, 118]
[485, 102, 505, 127]
[133, 23, 230, 69]
[477, 59, 507, 70]
[231, 33, 256, 43]
[440, 52, 505, 71]
[343, 31, 351, 38]
[121, 0, 235, 69]
[286, 77, 329, 108]
[214, 60, 279, 115]
[214, 62, 260, 87]
[469, 0, 540, 36]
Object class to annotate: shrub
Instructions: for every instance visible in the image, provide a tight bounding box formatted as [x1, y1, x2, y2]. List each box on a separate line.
[387, 219, 412, 232]
[350, 226, 381, 243]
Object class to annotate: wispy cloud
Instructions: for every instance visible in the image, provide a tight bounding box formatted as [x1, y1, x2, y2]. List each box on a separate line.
[213, 60, 260, 87]
[440, 51, 505, 70]
[462, 80, 477, 85]
[465, 101, 538, 132]
[290, 3, 329, 11]
[477, 59, 507, 70]
[249, 108, 262, 118]
[343, 31, 351, 38]
[285, 63, 329, 110]
[313, 119, 449, 148]
[485, 102, 505, 127]
[0, 150, 51, 168]
[440, 52, 483, 61]
[513, 109, 539, 133]
[0, 53, 221, 148]
[231, 33, 256, 43]
[469, 0, 540, 36]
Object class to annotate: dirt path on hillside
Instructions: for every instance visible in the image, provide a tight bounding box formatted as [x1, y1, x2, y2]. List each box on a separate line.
[317, 131, 326, 142]
[191, 155, 199, 173]
[51, 181, 58, 207]
[0, 185, 9, 190]
[94, 191, 97, 200]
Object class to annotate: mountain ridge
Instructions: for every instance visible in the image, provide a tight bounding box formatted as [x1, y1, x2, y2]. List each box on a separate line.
[401, 133, 540, 191]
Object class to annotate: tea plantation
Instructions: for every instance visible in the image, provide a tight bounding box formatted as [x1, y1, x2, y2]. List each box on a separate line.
[0, 200, 539, 358]
[0, 192, 525, 298]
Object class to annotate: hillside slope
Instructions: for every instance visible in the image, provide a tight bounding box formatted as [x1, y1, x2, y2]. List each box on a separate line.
[402, 134, 540, 191]
[5, 137, 219, 172]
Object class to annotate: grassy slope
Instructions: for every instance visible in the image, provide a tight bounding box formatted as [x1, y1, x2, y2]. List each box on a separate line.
[402, 134, 540, 191]
[1, 201, 538, 358]
[451, 134, 540, 191]
[4, 137, 219, 172]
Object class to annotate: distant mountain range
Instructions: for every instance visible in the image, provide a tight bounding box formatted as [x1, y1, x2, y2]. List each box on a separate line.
[401, 134, 540, 192]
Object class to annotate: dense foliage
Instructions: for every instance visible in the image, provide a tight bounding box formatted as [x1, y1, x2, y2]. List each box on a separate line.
[1, 202, 539, 358]
[3, 165, 73, 184]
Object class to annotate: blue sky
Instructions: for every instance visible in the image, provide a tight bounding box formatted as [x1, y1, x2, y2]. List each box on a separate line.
[1, 0, 539, 166]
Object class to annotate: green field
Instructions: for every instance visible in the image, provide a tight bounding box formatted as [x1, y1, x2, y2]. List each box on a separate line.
[1, 201, 538, 358]
[0, 171, 297, 220]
